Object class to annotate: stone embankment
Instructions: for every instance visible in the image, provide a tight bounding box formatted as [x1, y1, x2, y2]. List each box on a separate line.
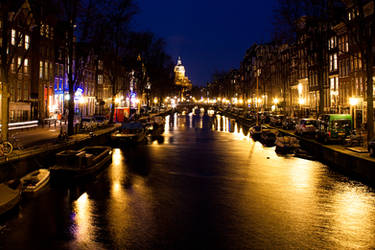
[218, 108, 375, 185]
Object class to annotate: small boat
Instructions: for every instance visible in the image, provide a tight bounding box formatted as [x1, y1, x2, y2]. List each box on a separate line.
[250, 125, 267, 140]
[21, 169, 50, 193]
[149, 116, 165, 137]
[260, 129, 277, 146]
[0, 180, 21, 216]
[275, 135, 300, 154]
[111, 122, 146, 144]
[50, 146, 112, 181]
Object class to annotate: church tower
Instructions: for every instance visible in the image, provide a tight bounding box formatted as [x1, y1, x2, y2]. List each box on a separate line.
[174, 57, 192, 89]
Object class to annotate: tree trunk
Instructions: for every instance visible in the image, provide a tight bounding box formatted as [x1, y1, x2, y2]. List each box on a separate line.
[67, 23, 75, 136]
[109, 96, 115, 124]
[67, 88, 74, 135]
[1, 81, 9, 142]
[318, 69, 325, 115]
[366, 52, 374, 141]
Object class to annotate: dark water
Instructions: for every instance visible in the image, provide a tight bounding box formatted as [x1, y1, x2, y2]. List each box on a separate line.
[1, 111, 375, 249]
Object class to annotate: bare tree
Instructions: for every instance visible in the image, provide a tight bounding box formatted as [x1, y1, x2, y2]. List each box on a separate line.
[59, 0, 100, 135]
[0, 1, 35, 141]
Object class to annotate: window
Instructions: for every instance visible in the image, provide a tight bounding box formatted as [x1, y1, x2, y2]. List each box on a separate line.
[333, 53, 338, 71]
[98, 74, 103, 85]
[11, 29, 16, 45]
[24, 59, 28, 73]
[25, 35, 30, 50]
[44, 61, 48, 79]
[329, 55, 333, 71]
[11, 58, 15, 72]
[39, 61, 43, 79]
[46, 25, 49, 38]
[17, 57, 21, 68]
[18, 32, 22, 47]
[50, 27, 54, 39]
[40, 24, 45, 37]
[49, 62, 53, 80]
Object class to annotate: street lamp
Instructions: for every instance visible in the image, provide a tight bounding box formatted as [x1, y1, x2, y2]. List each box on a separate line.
[349, 97, 360, 129]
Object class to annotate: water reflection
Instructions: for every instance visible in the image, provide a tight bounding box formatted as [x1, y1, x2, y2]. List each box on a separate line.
[2, 111, 375, 249]
[71, 192, 94, 244]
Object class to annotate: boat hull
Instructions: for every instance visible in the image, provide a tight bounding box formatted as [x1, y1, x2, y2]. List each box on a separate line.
[21, 169, 50, 193]
[0, 183, 21, 216]
[50, 147, 112, 182]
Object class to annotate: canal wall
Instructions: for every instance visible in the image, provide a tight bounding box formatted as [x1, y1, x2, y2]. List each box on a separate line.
[218, 108, 375, 186]
[0, 110, 173, 183]
[0, 126, 117, 183]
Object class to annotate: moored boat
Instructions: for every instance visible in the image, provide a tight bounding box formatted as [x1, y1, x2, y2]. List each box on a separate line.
[260, 128, 277, 146]
[0, 180, 21, 216]
[111, 122, 146, 144]
[50, 146, 112, 181]
[21, 169, 50, 193]
[250, 125, 267, 140]
[149, 116, 165, 137]
[275, 135, 300, 154]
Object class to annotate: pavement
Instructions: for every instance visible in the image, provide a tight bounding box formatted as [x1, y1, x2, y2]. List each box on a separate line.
[0, 110, 172, 164]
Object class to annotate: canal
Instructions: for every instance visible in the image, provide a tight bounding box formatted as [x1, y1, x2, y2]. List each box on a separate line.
[1, 111, 375, 249]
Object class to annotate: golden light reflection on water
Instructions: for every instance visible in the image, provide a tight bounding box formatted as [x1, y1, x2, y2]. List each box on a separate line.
[331, 186, 375, 248]
[215, 113, 375, 248]
[72, 192, 93, 243]
[108, 149, 129, 244]
[164, 115, 170, 134]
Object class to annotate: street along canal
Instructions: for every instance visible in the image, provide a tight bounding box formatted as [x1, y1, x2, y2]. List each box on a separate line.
[1, 111, 375, 249]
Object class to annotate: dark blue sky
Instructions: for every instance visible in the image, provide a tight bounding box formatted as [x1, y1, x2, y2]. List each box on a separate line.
[133, 0, 278, 86]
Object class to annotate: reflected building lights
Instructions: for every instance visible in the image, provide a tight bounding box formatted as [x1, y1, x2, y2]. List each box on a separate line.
[72, 192, 93, 243]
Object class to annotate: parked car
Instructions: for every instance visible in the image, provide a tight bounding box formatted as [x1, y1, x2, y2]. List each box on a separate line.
[316, 114, 352, 144]
[282, 117, 297, 130]
[270, 115, 285, 127]
[81, 117, 97, 130]
[295, 118, 318, 136]
[94, 115, 109, 127]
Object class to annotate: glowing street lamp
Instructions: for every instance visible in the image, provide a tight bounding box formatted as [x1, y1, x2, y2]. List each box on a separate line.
[349, 97, 360, 129]
[273, 98, 279, 105]
[349, 97, 359, 106]
[298, 98, 305, 105]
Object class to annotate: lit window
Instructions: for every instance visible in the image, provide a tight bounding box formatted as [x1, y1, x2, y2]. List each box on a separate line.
[44, 62, 48, 79]
[25, 35, 30, 50]
[18, 57, 21, 67]
[18, 32, 23, 47]
[24, 59, 28, 73]
[39, 61, 43, 79]
[40, 24, 45, 36]
[98, 74, 103, 85]
[333, 53, 338, 70]
[46, 25, 49, 38]
[11, 29, 16, 45]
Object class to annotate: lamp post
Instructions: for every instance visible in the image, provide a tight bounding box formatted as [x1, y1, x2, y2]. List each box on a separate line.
[349, 97, 359, 129]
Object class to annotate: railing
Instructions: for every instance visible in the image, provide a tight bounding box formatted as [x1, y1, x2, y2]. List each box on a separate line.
[0, 120, 39, 131]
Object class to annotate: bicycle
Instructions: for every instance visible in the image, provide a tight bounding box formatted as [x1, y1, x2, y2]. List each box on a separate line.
[8, 133, 23, 151]
[0, 141, 13, 156]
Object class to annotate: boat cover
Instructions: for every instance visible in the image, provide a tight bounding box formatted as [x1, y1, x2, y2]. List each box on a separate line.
[122, 122, 143, 130]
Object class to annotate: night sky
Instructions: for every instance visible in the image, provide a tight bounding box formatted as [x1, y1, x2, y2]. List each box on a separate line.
[134, 0, 278, 87]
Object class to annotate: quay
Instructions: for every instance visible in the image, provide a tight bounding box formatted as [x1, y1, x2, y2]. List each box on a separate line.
[0, 110, 171, 183]
[217, 107, 375, 185]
